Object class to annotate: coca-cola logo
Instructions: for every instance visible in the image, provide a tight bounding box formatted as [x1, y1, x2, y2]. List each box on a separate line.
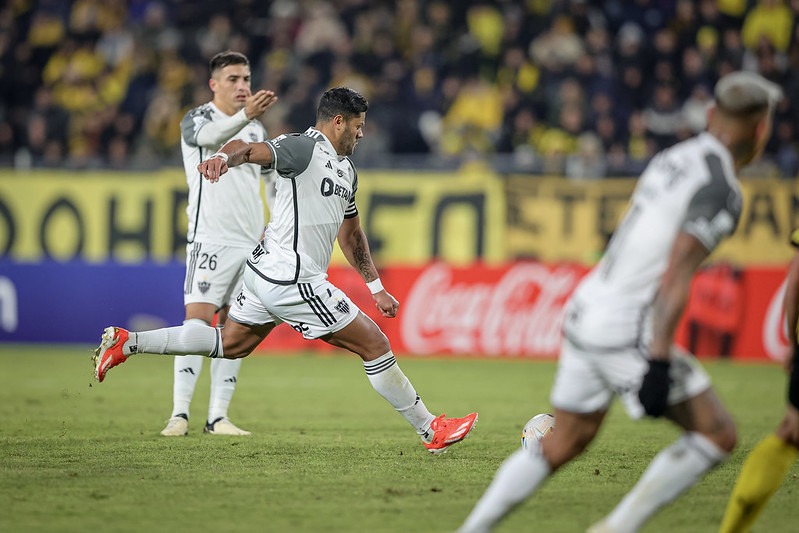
[400, 263, 584, 356]
[763, 279, 788, 362]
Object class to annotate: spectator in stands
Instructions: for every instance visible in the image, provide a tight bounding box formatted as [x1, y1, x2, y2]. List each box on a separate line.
[0, 0, 797, 175]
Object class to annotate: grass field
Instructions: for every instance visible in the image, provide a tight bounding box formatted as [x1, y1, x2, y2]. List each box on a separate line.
[1, 346, 797, 533]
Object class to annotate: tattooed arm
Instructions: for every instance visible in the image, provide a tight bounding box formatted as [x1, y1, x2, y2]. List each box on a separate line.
[337, 216, 399, 318]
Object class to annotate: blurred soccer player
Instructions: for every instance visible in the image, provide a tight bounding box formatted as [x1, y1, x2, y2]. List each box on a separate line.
[161, 50, 278, 437]
[719, 230, 799, 533]
[459, 71, 781, 533]
[94, 87, 478, 454]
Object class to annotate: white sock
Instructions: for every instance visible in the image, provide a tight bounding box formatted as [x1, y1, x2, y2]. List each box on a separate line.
[459, 443, 552, 533]
[128, 321, 224, 358]
[603, 432, 727, 533]
[172, 354, 203, 418]
[363, 351, 435, 437]
[208, 356, 242, 423]
[169, 319, 207, 418]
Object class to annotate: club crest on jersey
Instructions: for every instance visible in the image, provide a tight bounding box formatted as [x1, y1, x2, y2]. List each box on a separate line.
[249, 132, 258, 141]
[198, 280, 211, 294]
[334, 299, 351, 315]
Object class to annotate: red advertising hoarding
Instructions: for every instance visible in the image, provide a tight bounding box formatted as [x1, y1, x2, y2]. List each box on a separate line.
[256, 263, 790, 362]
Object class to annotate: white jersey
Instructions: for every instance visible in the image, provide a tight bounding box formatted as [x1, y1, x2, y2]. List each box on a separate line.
[246, 128, 358, 284]
[565, 132, 743, 350]
[180, 102, 270, 247]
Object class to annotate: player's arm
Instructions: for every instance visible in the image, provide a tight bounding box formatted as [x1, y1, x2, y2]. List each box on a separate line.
[649, 232, 712, 359]
[641, 157, 740, 417]
[784, 249, 799, 348]
[337, 216, 399, 318]
[783, 237, 799, 432]
[190, 90, 278, 148]
[638, 231, 711, 418]
[198, 140, 274, 182]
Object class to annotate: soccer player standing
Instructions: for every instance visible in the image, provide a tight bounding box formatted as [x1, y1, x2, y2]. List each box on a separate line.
[94, 87, 478, 454]
[160, 50, 278, 437]
[719, 229, 799, 532]
[458, 71, 781, 532]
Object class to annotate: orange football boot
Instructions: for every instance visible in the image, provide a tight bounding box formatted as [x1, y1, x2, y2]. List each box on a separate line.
[424, 412, 478, 455]
[93, 326, 130, 382]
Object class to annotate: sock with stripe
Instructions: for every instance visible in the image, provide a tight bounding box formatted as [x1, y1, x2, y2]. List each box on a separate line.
[127, 321, 224, 358]
[170, 319, 207, 418]
[208, 345, 242, 423]
[363, 351, 435, 437]
[603, 432, 727, 533]
[459, 442, 552, 532]
[719, 433, 799, 533]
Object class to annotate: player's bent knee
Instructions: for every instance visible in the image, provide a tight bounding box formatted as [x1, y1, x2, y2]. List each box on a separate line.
[220, 322, 272, 359]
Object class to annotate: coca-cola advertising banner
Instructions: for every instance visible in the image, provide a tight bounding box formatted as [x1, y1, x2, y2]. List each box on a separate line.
[257, 262, 791, 362]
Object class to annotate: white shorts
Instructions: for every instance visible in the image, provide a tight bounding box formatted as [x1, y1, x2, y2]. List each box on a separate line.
[229, 267, 361, 339]
[550, 339, 712, 419]
[183, 242, 252, 308]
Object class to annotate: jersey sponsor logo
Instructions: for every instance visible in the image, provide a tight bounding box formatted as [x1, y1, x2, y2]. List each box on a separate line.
[320, 177, 352, 201]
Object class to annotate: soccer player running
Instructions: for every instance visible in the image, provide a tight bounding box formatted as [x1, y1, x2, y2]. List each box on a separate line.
[160, 50, 278, 438]
[94, 86, 478, 454]
[458, 71, 781, 533]
[719, 230, 799, 533]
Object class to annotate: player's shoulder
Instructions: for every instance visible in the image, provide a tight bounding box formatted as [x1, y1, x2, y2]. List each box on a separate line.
[343, 156, 358, 180]
[663, 133, 737, 185]
[182, 102, 214, 122]
[269, 131, 317, 151]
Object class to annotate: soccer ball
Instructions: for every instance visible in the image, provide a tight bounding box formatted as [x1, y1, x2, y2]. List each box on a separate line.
[521, 413, 555, 449]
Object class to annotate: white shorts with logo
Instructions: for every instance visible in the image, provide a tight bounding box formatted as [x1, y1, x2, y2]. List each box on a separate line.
[183, 242, 252, 308]
[229, 267, 361, 339]
[550, 338, 712, 420]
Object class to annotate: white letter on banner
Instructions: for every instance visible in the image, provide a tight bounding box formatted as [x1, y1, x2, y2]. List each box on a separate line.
[763, 278, 788, 362]
[0, 276, 18, 332]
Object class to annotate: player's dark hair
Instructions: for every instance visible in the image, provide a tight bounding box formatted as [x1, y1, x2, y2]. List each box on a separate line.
[316, 87, 369, 122]
[209, 50, 249, 75]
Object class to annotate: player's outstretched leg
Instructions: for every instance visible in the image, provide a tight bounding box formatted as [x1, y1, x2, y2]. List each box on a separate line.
[93, 327, 131, 382]
[92, 322, 225, 383]
[328, 313, 478, 454]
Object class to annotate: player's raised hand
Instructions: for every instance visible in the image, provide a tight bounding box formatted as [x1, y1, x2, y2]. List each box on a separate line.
[245, 90, 278, 119]
[198, 154, 229, 183]
[374, 291, 399, 318]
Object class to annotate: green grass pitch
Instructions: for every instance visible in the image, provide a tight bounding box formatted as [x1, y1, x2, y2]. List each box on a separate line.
[1, 346, 797, 532]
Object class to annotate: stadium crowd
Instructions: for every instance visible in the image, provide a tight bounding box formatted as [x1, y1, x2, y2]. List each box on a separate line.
[0, 0, 797, 176]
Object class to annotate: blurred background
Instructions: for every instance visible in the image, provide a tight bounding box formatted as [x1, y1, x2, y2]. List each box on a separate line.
[1, 0, 797, 175]
[0, 0, 797, 360]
